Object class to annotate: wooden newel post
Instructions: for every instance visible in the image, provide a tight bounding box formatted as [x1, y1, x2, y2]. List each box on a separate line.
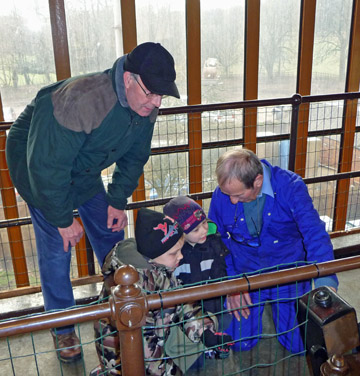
[320, 355, 349, 375]
[320, 354, 360, 376]
[110, 264, 148, 376]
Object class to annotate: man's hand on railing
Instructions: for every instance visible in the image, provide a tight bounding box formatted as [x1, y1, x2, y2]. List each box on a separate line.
[58, 218, 84, 252]
[202, 329, 234, 359]
[226, 291, 252, 321]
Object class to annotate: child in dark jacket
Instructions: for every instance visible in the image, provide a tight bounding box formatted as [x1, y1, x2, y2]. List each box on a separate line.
[163, 196, 232, 333]
[90, 208, 232, 376]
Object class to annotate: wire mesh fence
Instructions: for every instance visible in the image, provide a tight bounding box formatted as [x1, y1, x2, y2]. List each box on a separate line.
[1, 274, 315, 376]
[0, 320, 96, 375]
[1, 93, 360, 297]
[0, 257, 360, 376]
[1, 258, 360, 376]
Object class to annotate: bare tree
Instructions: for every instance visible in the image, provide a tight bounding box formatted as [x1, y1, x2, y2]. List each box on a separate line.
[313, 0, 352, 81]
[201, 5, 244, 78]
[259, 0, 299, 80]
[66, 0, 117, 75]
[0, 11, 34, 87]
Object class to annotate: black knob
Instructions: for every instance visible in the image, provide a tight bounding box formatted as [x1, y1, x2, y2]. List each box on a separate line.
[314, 289, 332, 308]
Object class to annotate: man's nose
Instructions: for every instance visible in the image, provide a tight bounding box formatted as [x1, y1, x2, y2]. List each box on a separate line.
[230, 196, 239, 204]
[151, 95, 162, 107]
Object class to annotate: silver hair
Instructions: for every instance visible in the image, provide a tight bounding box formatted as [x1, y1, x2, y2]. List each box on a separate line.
[215, 148, 263, 189]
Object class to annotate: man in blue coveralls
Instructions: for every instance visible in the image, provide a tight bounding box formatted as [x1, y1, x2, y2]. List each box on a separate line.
[208, 148, 338, 353]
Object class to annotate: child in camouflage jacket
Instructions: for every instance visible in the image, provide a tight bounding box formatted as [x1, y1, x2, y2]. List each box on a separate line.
[90, 208, 233, 376]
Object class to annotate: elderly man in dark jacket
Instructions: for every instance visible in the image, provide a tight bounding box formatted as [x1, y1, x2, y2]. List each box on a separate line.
[6, 42, 180, 363]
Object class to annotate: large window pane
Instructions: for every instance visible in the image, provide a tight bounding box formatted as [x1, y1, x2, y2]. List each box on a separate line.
[144, 153, 189, 200]
[347, 177, 360, 229]
[202, 109, 243, 143]
[347, 131, 360, 228]
[201, 1, 245, 104]
[309, 181, 336, 230]
[257, 105, 292, 135]
[257, 141, 286, 168]
[136, 0, 186, 108]
[65, 0, 121, 75]
[305, 135, 341, 178]
[258, 0, 300, 99]
[312, 0, 352, 94]
[0, 0, 55, 119]
[202, 146, 229, 201]
[152, 114, 187, 147]
[309, 101, 344, 131]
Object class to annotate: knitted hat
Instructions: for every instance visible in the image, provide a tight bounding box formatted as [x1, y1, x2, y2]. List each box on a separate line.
[135, 208, 183, 259]
[163, 196, 206, 234]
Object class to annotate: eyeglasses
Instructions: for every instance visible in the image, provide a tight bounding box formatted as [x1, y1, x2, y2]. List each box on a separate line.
[133, 75, 165, 100]
[225, 208, 261, 247]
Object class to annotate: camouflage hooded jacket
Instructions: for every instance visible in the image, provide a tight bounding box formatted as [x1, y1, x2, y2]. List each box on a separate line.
[94, 238, 218, 375]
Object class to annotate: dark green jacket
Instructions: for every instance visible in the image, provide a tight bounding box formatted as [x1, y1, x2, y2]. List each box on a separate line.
[6, 57, 155, 227]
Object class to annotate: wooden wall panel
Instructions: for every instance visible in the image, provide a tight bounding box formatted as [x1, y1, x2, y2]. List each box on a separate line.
[186, 0, 203, 194]
[243, 0, 260, 152]
[334, 0, 360, 231]
[48, 0, 71, 80]
[295, 0, 317, 177]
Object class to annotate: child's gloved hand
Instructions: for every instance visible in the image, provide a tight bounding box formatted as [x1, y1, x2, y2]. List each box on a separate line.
[202, 329, 234, 359]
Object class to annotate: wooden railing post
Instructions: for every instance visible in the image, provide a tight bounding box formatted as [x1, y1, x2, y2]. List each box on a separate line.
[109, 264, 148, 376]
[320, 355, 348, 375]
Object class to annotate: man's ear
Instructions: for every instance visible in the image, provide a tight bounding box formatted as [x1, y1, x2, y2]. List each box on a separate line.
[123, 71, 132, 89]
[254, 174, 263, 189]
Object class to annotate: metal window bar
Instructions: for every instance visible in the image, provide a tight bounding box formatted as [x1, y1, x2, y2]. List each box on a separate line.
[1, 92, 360, 295]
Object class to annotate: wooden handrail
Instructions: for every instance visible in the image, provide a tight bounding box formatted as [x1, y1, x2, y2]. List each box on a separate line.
[1, 255, 360, 339]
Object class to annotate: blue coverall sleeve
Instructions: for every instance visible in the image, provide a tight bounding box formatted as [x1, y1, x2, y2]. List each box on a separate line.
[284, 175, 339, 289]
